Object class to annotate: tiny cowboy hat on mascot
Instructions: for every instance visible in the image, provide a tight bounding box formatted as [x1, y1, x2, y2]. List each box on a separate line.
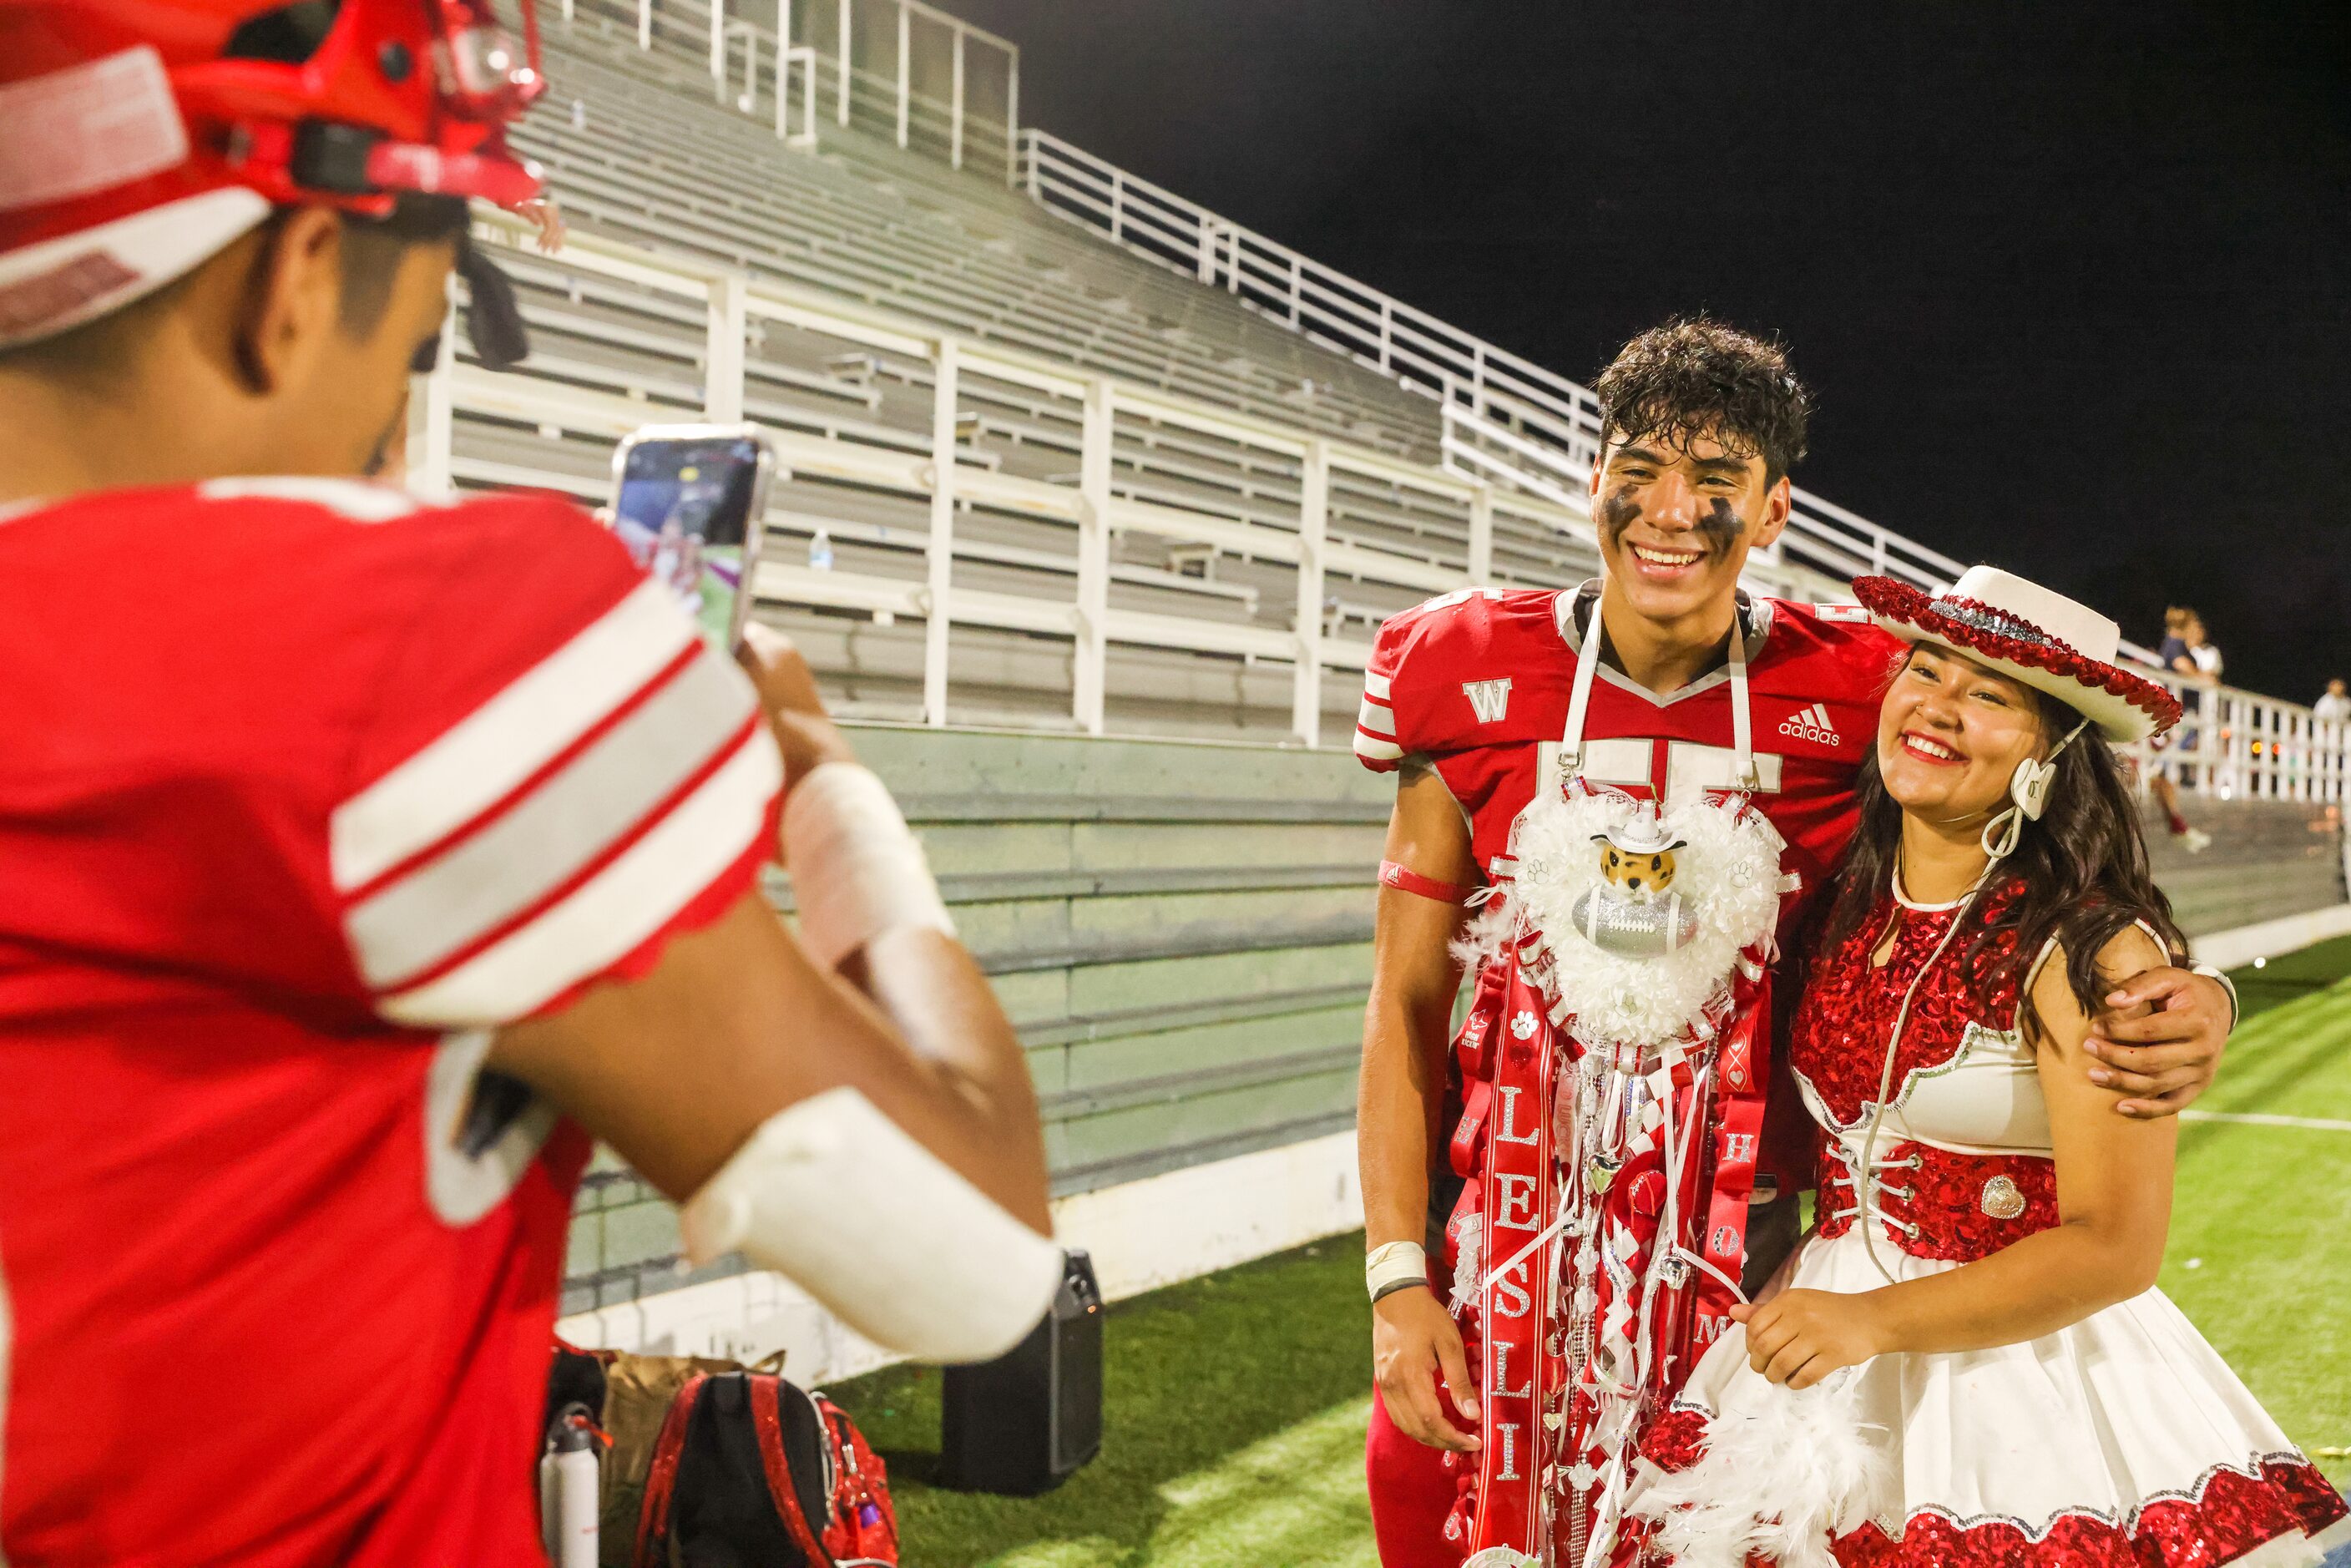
[1445, 594, 1788, 1568]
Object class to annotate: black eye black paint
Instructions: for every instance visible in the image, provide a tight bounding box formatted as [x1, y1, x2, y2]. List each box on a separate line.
[1600, 486, 1641, 548]
[1601, 488, 1745, 561]
[1695, 497, 1746, 556]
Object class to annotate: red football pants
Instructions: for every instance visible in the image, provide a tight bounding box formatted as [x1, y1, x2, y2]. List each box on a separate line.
[1365, 1383, 1465, 1568]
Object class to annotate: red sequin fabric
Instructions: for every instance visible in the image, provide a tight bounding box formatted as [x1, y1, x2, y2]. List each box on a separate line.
[1818, 1137, 2060, 1262]
[1640, 1407, 1710, 1474]
[1831, 1456, 2348, 1567]
[1789, 880, 2028, 1130]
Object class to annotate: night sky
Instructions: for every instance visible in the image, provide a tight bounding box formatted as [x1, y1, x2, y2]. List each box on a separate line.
[952, 1, 2349, 702]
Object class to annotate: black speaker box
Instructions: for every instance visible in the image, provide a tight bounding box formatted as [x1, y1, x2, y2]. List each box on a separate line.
[938, 1249, 1102, 1495]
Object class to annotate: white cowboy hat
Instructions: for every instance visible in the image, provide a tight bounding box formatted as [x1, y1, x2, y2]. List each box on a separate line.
[1853, 566, 2182, 743]
[1593, 802, 1686, 856]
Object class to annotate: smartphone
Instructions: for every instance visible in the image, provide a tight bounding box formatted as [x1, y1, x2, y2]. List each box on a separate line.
[608, 423, 776, 651]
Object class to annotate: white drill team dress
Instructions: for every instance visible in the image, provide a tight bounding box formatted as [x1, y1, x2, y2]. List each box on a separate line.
[1639, 875, 2349, 1567]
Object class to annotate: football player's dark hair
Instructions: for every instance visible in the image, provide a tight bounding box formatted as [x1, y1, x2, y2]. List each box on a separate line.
[1593, 316, 1813, 488]
[1821, 665, 2186, 1044]
[336, 195, 471, 338]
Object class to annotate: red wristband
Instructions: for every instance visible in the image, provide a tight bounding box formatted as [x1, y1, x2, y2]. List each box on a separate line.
[1379, 860, 1472, 905]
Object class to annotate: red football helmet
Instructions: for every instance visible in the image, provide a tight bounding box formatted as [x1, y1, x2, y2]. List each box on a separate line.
[0, 0, 548, 348]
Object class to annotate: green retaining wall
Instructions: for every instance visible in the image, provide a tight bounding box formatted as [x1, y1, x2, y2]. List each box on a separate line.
[564, 722, 1388, 1316]
[560, 729, 2345, 1317]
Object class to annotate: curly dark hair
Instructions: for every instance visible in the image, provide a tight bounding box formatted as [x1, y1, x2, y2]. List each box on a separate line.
[1593, 316, 1813, 485]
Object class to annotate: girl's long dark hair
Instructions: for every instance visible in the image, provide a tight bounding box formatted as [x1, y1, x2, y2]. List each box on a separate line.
[1819, 687, 2187, 1043]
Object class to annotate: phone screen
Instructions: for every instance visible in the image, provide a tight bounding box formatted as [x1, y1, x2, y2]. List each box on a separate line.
[611, 433, 766, 649]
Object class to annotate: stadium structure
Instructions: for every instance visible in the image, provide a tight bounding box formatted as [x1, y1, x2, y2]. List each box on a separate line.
[404, 0, 2351, 1383]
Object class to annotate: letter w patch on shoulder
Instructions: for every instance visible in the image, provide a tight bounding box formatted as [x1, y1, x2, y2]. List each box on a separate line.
[1463, 677, 1513, 724]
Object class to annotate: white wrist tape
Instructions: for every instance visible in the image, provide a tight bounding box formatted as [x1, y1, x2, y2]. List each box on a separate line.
[2190, 959, 2241, 1029]
[783, 763, 954, 969]
[680, 1086, 1064, 1363]
[1366, 1240, 1428, 1301]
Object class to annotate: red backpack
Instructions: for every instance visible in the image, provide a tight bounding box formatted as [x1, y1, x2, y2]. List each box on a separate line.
[635, 1370, 898, 1568]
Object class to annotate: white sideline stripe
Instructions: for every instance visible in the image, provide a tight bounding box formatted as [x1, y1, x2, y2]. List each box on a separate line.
[2180, 1110, 2351, 1134]
[1354, 733, 1404, 761]
[1363, 671, 1393, 700]
[331, 580, 697, 893]
[1356, 697, 1395, 737]
[347, 653, 756, 988]
[379, 729, 780, 1027]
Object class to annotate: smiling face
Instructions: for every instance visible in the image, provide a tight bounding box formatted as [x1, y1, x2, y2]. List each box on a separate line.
[1877, 645, 2054, 827]
[1590, 427, 1791, 630]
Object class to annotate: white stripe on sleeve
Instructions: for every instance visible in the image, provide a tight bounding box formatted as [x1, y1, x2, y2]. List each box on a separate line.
[195, 475, 419, 522]
[1354, 733, 1405, 762]
[1363, 671, 1393, 701]
[1358, 697, 1396, 737]
[379, 728, 782, 1028]
[331, 579, 697, 893]
[345, 651, 758, 989]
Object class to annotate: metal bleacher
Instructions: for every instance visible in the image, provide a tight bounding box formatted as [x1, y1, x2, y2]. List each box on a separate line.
[431, 0, 2351, 802]
[429, 7, 1709, 742]
[451, 3, 2350, 1363]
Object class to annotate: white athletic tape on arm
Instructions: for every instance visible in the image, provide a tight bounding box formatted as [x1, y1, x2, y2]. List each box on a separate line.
[680, 1086, 1063, 1363]
[782, 763, 954, 970]
[1365, 1240, 1428, 1301]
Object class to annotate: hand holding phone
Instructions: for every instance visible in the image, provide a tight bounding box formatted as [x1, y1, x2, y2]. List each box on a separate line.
[608, 423, 776, 650]
[736, 623, 857, 797]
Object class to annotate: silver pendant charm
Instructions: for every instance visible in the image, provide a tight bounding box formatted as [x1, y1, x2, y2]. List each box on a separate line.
[1980, 1174, 2027, 1220]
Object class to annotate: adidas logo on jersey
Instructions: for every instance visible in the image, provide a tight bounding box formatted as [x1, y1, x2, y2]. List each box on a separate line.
[1462, 678, 1513, 724]
[1778, 702, 1843, 746]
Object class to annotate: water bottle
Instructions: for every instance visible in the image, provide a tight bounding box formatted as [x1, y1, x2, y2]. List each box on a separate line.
[809, 527, 834, 571]
[539, 1405, 599, 1568]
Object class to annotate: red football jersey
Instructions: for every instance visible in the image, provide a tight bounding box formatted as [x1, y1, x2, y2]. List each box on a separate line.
[0, 478, 780, 1565]
[1355, 584, 1904, 1182]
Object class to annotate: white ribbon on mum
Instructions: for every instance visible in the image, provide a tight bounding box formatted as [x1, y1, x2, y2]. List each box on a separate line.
[1509, 787, 1786, 1051]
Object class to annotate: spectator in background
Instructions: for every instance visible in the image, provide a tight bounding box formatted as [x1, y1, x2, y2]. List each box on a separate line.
[2316, 678, 2351, 725]
[2146, 608, 2212, 852]
[2183, 610, 2223, 684]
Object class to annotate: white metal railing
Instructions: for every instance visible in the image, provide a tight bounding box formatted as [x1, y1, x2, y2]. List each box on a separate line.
[431, 218, 2348, 800]
[2117, 682, 2351, 806]
[423, 212, 1690, 744]
[418, 215, 2351, 799]
[566, 12, 2005, 625]
[574, 0, 1019, 178]
[1019, 129, 2065, 632]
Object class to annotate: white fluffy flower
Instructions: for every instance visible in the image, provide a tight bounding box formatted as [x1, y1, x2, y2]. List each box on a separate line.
[1509, 788, 1783, 1050]
[1627, 1372, 1892, 1568]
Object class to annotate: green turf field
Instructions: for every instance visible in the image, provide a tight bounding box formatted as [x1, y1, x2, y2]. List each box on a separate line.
[835, 937, 2351, 1566]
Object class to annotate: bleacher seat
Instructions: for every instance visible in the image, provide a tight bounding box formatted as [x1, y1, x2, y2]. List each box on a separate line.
[431, 11, 1614, 738]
